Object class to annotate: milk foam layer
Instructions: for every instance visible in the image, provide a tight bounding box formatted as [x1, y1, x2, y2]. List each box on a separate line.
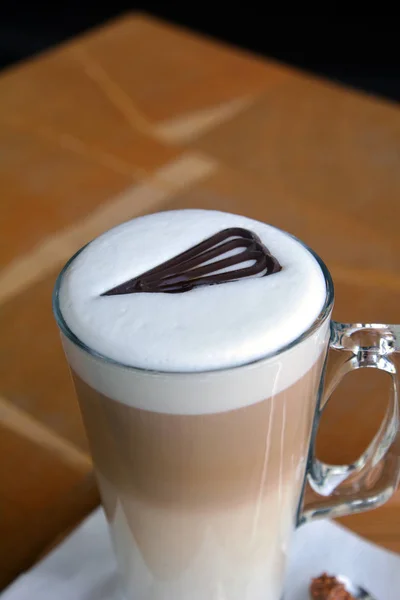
[59, 209, 327, 373]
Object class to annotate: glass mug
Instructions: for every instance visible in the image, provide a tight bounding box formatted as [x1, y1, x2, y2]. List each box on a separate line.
[53, 230, 400, 600]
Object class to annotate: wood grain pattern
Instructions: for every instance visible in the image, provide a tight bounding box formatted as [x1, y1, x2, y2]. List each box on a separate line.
[0, 11, 399, 587]
[0, 396, 98, 587]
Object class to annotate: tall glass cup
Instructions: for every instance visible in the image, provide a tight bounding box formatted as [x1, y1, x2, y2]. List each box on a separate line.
[53, 233, 400, 600]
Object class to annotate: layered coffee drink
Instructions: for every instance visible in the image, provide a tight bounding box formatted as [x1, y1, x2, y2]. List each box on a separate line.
[56, 210, 330, 600]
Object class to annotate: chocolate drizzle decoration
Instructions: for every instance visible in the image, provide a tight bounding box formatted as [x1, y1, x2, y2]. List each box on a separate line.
[102, 228, 282, 296]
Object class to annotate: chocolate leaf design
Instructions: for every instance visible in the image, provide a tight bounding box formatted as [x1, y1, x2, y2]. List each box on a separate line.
[102, 227, 281, 295]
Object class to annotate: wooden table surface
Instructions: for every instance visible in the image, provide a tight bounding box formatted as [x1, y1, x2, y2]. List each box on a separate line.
[1, 12, 400, 589]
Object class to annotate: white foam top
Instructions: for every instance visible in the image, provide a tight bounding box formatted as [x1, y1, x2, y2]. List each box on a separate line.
[59, 209, 326, 373]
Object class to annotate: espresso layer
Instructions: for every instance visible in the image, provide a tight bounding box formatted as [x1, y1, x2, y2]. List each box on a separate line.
[75, 365, 318, 508]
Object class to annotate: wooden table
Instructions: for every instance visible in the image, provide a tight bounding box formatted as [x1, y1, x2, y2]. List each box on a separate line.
[1, 12, 400, 589]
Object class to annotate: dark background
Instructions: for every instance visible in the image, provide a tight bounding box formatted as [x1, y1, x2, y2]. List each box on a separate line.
[0, 4, 399, 103]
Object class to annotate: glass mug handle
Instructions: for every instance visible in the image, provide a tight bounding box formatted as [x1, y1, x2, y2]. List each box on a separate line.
[299, 321, 400, 525]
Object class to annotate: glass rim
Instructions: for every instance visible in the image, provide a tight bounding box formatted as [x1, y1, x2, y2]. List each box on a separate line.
[52, 228, 334, 376]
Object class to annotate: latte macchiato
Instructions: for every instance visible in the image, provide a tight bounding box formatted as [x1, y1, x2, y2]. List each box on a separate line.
[56, 209, 330, 600]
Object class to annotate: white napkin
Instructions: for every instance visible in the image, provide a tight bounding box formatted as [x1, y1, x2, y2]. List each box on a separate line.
[3, 508, 400, 600]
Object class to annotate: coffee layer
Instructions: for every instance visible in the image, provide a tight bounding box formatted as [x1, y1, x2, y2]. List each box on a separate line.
[74, 354, 322, 600]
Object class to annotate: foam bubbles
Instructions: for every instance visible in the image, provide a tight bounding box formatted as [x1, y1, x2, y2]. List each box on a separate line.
[59, 210, 327, 372]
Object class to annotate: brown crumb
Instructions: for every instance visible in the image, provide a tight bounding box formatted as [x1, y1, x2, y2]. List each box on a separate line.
[310, 573, 355, 600]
